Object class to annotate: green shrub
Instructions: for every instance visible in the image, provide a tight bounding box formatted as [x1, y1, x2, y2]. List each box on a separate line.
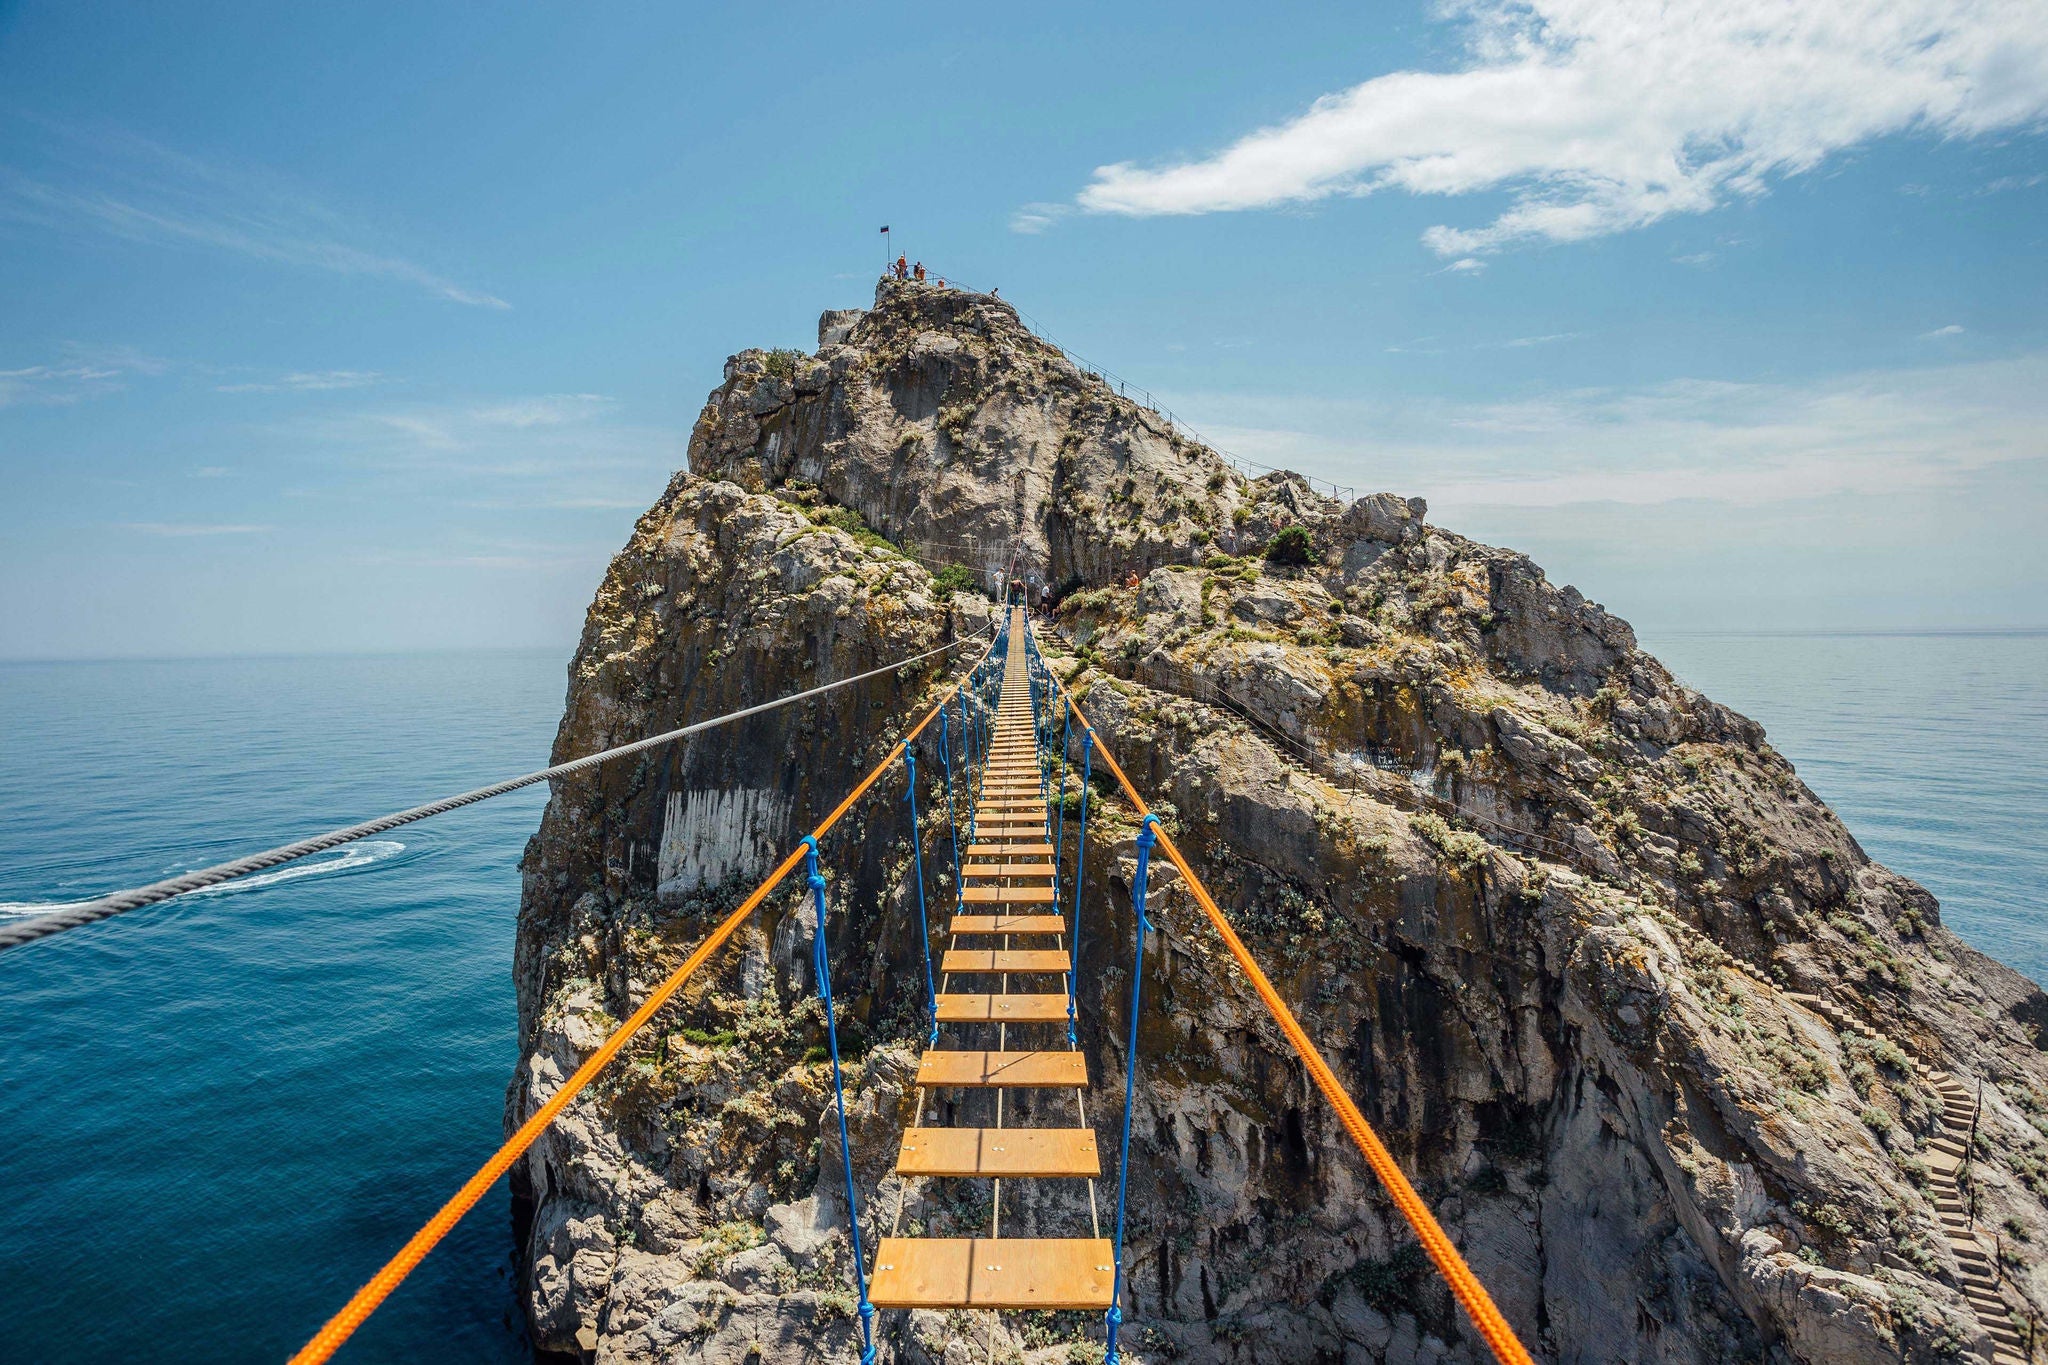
[931, 564, 975, 600]
[1264, 525, 1315, 566]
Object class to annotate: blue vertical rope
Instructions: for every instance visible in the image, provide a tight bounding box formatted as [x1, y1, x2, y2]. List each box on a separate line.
[1052, 702, 1072, 892]
[1025, 636, 1049, 803]
[802, 836, 877, 1365]
[1066, 730, 1094, 1047]
[903, 749, 938, 1046]
[938, 704, 961, 910]
[957, 693, 979, 848]
[1103, 814, 1160, 1365]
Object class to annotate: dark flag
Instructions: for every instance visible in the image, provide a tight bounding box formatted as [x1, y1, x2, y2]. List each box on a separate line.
[879, 225, 889, 233]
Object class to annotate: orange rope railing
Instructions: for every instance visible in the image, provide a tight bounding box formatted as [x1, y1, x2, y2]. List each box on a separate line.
[1043, 637, 1536, 1365]
[290, 639, 992, 1364]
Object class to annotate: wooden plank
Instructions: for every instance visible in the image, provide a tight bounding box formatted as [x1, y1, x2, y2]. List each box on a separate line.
[962, 861, 1054, 877]
[948, 914, 1064, 935]
[966, 842, 1053, 857]
[934, 992, 1070, 1021]
[868, 1237, 1116, 1309]
[941, 948, 1071, 974]
[915, 1050, 1089, 1088]
[895, 1127, 1100, 1177]
[961, 885, 1056, 903]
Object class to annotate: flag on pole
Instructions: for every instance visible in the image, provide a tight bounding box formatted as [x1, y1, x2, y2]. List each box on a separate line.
[879, 225, 889, 233]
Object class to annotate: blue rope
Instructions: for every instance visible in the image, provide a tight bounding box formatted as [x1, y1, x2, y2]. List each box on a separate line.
[938, 704, 962, 917]
[1052, 702, 1072, 896]
[1104, 814, 1160, 1365]
[957, 693, 979, 848]
[801, 836, 878, 1364]
[904, 749, 938, 1046]
[1066, 730, 1094, 1047]
[1025, 636, 1049, 803]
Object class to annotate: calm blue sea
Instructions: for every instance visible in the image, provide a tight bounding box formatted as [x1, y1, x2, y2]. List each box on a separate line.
[0, 636, 2042, 1362]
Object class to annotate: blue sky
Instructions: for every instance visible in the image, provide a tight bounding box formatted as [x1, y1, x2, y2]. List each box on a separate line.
[2, 0, 2044, 658]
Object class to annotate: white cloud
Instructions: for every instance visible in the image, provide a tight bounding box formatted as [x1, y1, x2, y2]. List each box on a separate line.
[0, 342, 185, 408]
[119, 522, 271, 536]
[1167, 351, 2048, 513]
[0, 362, 121, 409]
[0, 120, 508, 307]
[470, 393, 613, 428]
[216, 369, 382, 394]
[1921, 324, 1966, 338]
[1074, 0, 2048, 255]
[1010, 202, 1071, 234]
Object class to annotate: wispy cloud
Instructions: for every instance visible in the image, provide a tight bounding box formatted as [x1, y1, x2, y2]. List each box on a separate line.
[1920, 324, 1966, 339]
[0, 119, 507, 308]
[1071, 0, 2048, 257]
[470, 393, 613, 427]
[1010, 202, 1072, 235]
[0, 362, 121, 409]
[216, 369, 381, 394]
[1168, 352, 2048, 513]
[270, 391, 676, 515]
[119, 522, 271, 537]
[0, 340, 179, 409]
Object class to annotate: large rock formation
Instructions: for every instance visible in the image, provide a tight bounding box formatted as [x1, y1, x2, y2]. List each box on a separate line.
[508, 279, 2048, 1364]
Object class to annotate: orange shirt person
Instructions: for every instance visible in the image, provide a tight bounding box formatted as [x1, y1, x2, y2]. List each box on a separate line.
[895, 255, 908, 279]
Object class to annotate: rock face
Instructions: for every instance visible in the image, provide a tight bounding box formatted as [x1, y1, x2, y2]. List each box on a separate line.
[510, 279, 2048, 1364]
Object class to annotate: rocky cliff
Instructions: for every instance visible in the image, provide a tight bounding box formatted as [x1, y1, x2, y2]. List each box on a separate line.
[508, 278, 2048, 1364]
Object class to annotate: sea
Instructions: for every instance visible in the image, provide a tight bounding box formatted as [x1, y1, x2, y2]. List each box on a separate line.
[0, 633, 2043, 1362]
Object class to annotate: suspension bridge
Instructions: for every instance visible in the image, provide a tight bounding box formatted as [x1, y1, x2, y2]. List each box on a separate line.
[4, 599, 1533, 1365]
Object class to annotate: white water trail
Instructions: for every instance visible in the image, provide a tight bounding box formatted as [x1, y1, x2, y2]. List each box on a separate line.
[0, 840, 408, 919]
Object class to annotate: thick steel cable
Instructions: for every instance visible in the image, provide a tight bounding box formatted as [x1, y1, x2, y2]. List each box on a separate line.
[289, 639, 991, 1365]
[1040, 628, 1536, 1365]
[0, 631, 984, 954]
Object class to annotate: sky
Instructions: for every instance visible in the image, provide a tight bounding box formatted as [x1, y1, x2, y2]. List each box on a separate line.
[1, 0, 2044, 659]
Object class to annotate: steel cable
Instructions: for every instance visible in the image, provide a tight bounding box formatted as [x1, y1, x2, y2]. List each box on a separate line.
[0, 630, 985, 954]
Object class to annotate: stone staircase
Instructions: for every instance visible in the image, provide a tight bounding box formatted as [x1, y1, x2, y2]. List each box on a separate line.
[1723, 958, 2031, 1363]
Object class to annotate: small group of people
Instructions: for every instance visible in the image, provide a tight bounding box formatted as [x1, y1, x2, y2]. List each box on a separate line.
[891, 256, 942, 287]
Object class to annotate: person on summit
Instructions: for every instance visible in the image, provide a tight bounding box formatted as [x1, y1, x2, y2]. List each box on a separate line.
[913, 261, 926, 282]
[894, 255, 908, 279]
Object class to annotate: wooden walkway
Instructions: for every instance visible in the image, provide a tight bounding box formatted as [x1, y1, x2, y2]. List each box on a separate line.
[868, 606, 1112, 1311]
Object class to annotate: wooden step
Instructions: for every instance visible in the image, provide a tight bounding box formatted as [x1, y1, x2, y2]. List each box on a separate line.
[962, 886, 1056, 903]
[942, 948, 1071, 974]
[962, 862, 1054, 878]
[935, 992, 1070, 1022]
[967, 842, 1053, 857]
[868, 1237, 1115, 1309]
[896, 1127, 1100, 1177]
[916, 1050, 1089, 1088]
[949, 914, 1065, 935]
